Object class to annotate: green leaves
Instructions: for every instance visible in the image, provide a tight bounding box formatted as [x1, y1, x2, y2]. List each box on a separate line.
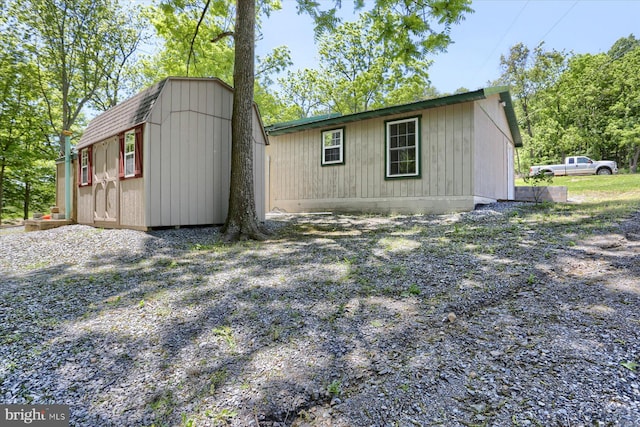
[143, 0, 235, 81]
[621, 361, 638, 371]
[0, 10, 58, 221]
[276, 3, 462, 118]
[271, 0, 471, 118]
[502, 36, 640, 172]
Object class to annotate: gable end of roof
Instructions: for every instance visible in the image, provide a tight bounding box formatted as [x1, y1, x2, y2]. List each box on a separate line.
[76, 77, 239, 149]
[77, 78, 168, 149]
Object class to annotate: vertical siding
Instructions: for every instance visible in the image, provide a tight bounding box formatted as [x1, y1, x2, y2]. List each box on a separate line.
[185, 112, 197, 224]
[169, 112, 182, 221]
[195, 108, 207, 224]
[367, 121, 378, 198]
[204, 116, 215, 220]
[75, 78, 267, 230]
[436, 108, 447, 196]
[452, 104, 463, 196]
[120, 178, 144, 226]
[267, 103, 476, 214]
[212, 117, 225, 222]
[462, 104, 473, 196]
[473, 95, 515, 201]
[445, 105, 455, 195]
[145, 78, 269, 227]
[252, 107, 267, 221]
[148, 123, 162, 226]
[427, 109, 438, 196]
[77, 187, 93, 224]
[160, 84, 173, 225]
[217, 115, 231, 222]
[146, 79, 234, 227]
[55, 161, 76, 219]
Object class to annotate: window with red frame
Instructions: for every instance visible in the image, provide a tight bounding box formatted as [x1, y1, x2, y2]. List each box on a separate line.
[119, 126, 143, 179]
[78, 146, 92, 186]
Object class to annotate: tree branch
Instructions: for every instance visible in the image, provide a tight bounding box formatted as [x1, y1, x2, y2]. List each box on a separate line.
[211, 31, 234, 44]
[188, 0, 212, 76]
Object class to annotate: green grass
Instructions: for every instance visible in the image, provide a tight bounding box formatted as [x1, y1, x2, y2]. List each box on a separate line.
[516, 173, 640, 199]
[515, 173, 640, 238]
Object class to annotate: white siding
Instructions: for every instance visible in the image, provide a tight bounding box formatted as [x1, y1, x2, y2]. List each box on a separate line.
[145, 78, 266, 227]
[120, 178, 144, 227]
[147, 109, 232, 227]
[77, 187, 93, 224]
[252, 107, 267, 221]
[73, 78, 268, 230]
[55, 161, 76, 220]
[266, 103, 475, 215]
[473, 95, 516, 202]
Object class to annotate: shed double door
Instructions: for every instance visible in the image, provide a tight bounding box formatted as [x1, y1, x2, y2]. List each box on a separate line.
[92, 139, 119, 223]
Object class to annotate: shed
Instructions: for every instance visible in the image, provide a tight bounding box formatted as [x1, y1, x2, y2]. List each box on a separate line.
[265, 87, 522, 215]
[61, 77, 268, 230]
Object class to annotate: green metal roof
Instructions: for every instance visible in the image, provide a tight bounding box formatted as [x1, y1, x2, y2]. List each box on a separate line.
[265, 87, 523, 147]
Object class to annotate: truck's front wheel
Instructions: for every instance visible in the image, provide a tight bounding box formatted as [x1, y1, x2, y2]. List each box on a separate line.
[597, 167, 612, 175]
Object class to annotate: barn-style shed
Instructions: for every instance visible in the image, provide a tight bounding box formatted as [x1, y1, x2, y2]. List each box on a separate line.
[265, 87, 522, 215]
[64, 77, 268, 230]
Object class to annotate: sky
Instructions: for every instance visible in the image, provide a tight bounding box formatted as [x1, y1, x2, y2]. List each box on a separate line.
[255, 0, 640, 94]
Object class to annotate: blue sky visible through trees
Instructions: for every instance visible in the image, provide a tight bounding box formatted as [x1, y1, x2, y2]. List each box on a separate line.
[255, 0, 640, 93]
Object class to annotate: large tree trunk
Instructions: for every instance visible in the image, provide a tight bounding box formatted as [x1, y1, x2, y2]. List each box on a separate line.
[222, 0, 267, 241]
[630, 143, 640, 173]
[23, 179, 30, 220]
[0, 163, 5, 225]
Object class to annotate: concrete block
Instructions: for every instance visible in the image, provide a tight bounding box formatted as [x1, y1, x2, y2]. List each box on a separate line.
[514, 186, 568, 203]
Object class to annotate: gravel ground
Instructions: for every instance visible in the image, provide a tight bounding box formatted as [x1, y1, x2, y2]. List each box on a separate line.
[1, 202, 639, 427]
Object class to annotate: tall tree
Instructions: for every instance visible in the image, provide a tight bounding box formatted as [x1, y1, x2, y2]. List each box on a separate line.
[314, 12, 435, 114]
[499, 43, 567, 140]
[499, 42, 568, 169]
[220, 0, 472, 240]
[274, 68, 326, 120]
[0, 5, 56, 222]
[0, 18, 26, 223]
[12, 0, 144, 152]
[91, 4, 147, 111]
[222, 0, 264, 239]
[500, 35, 640, 171]
[144, 0, 290, 123]
[142, 0, 237, 83]
[606, 36, 640, 171]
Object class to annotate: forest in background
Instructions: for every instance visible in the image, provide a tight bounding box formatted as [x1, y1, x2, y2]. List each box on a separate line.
[1, 0, 638, 222]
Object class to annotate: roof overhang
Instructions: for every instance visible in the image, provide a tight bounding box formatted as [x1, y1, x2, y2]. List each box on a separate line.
[265, 87, 523, 147]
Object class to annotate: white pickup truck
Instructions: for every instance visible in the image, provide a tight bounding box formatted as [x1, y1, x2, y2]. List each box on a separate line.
[529, 156, 618, 177]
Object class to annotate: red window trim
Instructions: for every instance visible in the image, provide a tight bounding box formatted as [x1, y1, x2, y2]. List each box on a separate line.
[78, 146, 93, 187]
[119, 125, 143, 180]
[134, 126, 143, 177]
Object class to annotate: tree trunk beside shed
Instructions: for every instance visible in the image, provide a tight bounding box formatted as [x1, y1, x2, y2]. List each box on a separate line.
[223, 0, 267, 240]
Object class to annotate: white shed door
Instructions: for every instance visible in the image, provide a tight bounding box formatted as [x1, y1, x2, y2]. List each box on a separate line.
[93, 139, 119, 223]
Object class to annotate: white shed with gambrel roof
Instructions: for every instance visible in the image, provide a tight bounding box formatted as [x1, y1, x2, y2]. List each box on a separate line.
[60, 77, 268, 230]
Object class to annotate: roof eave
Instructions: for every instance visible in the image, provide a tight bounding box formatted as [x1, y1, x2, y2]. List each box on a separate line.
[265, 87, 523, 147]
[265, 89, 489, 136]
[495, 90, 523, 148]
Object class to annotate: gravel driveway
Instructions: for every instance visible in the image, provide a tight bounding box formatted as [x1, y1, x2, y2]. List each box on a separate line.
[1, 202, 639, 426]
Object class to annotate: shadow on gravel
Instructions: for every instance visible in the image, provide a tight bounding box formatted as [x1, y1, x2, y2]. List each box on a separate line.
[1, 200, 639, 426]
